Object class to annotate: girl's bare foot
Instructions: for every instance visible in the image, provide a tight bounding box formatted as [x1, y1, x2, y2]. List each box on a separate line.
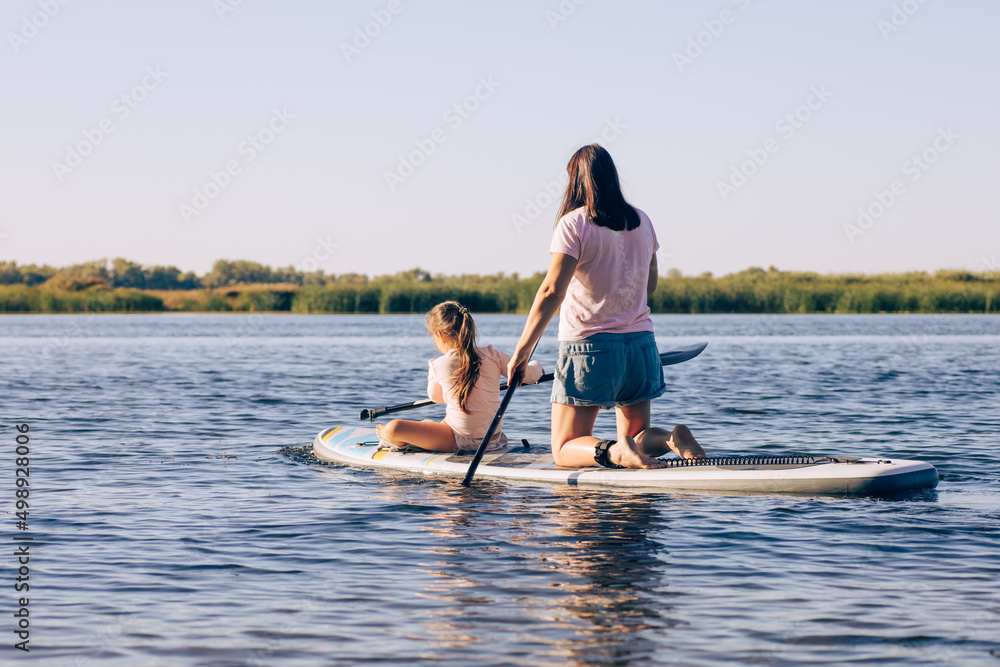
[375, 423, 385, 439]
[609, 436, 668, 469]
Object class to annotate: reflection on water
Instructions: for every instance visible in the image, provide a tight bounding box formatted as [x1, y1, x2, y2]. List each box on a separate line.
[372, 479, 677, 665]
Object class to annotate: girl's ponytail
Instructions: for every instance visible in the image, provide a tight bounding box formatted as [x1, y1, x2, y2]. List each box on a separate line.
[453, 306, 481, 413]
[426, 302, 481, 414]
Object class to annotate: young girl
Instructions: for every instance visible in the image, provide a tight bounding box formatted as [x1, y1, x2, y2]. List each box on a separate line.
[376, 301, 544, 453]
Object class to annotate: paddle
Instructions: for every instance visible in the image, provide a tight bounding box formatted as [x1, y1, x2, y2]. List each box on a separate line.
[460, 369, 523, 487]
[358, 341, 708, 422]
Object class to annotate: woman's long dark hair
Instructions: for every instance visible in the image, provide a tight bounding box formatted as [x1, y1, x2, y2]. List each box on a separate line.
[558, 144, 639, 231]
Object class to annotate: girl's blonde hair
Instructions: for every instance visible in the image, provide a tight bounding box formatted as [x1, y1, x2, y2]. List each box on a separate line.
[426, 301, 480, 414]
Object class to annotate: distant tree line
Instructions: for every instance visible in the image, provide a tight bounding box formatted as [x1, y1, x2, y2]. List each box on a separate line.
[0, 259, 500, 291]
[0, 259, 201, 289]
[0, 258, 998, 314]
[648, 266, 1000, 314]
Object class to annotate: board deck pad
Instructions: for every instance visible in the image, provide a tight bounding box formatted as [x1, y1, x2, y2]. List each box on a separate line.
[312, 426, 938, 496]
[443, 450, 841, 470]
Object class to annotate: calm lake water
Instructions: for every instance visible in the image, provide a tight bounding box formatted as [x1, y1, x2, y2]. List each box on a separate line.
[1, 313, 998, 666]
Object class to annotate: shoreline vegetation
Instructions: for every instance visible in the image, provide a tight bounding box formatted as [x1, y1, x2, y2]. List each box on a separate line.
[1, 258, 998, 314]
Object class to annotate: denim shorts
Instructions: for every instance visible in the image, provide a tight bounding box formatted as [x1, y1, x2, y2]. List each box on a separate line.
[551, 331, 666, 408]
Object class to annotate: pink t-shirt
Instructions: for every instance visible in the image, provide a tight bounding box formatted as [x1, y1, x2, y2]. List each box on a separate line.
[549, 206, 658, 341]
[427, 345, 544, 440]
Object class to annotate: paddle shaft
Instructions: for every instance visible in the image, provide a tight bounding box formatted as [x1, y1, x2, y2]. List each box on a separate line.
[359, 342, 708, 422]
[460, 370, 522, 487]
[360, 373, 552, 421]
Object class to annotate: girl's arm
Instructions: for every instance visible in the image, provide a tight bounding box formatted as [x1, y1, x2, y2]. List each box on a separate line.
[496, 347, 545, 384]
[507, 252, 577, 382]
[647, 253, 658, 296]
[427, 360, 445, 403]
[522, 360, 545, 385]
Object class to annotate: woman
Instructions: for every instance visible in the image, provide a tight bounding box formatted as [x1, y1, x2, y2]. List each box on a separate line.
[507, 145, 705, 469]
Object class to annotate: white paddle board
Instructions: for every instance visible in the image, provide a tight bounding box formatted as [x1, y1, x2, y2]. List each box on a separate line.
[312, 426, 938, 495]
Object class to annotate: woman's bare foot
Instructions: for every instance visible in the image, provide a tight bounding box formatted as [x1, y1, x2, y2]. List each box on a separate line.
[375, 423, 385, 440]
[668, 440, 706, 459]
[668, 425, 706, 459]
[609, 436, 668, 469]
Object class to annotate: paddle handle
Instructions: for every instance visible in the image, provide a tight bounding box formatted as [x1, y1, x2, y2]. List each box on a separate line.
[461, 370, 522, 487]
[361, 400, 435, 422]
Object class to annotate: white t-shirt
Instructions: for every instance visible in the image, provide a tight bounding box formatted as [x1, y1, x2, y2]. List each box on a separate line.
[549, 206, 658, 341]
[427, 345, 544, 439]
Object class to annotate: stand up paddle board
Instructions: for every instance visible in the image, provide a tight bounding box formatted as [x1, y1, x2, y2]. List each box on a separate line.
[312, 426, 938, 496]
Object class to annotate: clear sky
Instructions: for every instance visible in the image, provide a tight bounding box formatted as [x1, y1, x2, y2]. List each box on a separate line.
[2, 0, 998, 277]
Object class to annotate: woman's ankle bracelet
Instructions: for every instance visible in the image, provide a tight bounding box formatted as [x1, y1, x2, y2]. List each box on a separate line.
[594, 440, 624, 469]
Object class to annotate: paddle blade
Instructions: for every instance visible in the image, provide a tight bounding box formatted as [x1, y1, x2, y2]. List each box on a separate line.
[660, 341, 708, 366]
